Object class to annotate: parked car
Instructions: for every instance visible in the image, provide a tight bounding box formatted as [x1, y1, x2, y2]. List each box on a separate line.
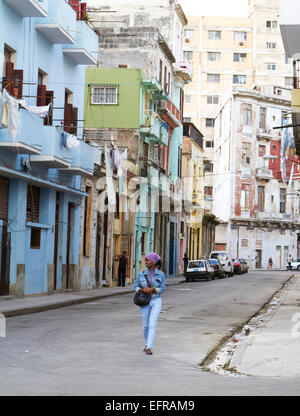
[286, 259, 300, 271]
[233, 258, 244, 274]
[240, 258, 249, 273]
[209, 251, 234, 276]
[208, 258, 225, 279]
[185, 260, 215, 282]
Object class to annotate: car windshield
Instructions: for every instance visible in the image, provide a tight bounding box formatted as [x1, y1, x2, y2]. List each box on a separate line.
[211, 253, 228, 261]
[209, 259, 218, 264]
[188, 261, 205, 268]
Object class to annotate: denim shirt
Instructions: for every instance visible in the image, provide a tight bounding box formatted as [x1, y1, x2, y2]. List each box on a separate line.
[134, 268, 165, 300]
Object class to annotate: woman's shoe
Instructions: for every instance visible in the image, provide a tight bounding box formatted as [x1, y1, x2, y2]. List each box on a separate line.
[145, 348, 153, 355]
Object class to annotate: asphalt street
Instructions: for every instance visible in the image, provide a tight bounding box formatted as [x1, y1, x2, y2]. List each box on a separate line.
[0, 271, 299, 396]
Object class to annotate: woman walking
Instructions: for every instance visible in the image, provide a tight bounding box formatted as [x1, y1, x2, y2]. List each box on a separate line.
[134, 252, 165, 355]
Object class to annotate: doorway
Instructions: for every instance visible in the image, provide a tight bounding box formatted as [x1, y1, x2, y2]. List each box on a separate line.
[66, 202, 75, 289]
[255, 249, 262, 269]
[53, 192, 60, 290]
[276, 245, 282, 269]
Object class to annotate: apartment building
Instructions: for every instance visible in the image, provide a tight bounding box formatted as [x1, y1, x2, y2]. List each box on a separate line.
[213, 85, 300, 269]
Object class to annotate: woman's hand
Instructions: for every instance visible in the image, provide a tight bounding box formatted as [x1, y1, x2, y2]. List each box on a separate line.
[143, 288, 154, 295]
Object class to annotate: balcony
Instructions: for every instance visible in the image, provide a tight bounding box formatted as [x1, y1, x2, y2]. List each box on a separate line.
[35, 0, 76, 45]
[4, 0, 47, 17]
[30, 127, 72, 169]
[256, 167, 273, 180]
[142, 77, 162, 93]
[160, 125, 169, 146]
[158, 99, 181, 128]
[256, 127, 273, 140]
[140, 111, 161, 140]
[63, 21, 98, 65]
[35, 24, 75, 44]
[173, 61, 192, 82]
[59, 141, 95, 176]
[0, 108, 42, 155]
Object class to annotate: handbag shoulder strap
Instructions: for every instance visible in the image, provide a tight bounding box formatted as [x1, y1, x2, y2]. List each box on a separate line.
[143, 272, 152, 288]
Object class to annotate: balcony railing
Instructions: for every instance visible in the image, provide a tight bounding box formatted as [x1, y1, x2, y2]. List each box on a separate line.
[256, 167, 273, 180]
[140, 110, 162, 141]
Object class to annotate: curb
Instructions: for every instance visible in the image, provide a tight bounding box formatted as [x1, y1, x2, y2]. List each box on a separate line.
[1, 279, 185, 318]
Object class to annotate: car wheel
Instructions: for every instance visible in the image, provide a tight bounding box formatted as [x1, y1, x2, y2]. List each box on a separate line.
[297, 265, 300, 271]
[186, 277, 191, 282]
[192, 278, 195, 282]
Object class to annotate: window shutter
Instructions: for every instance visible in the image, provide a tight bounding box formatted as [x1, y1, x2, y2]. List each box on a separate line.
[45, 90, 54, 125]
[71, 106, 78, 135]
[64, 103, 73, 133]
[0, 176, 9, 222]
[4, 62, 14, 94]
[12, 69, 23, 99]
[37, 84, 47, 106]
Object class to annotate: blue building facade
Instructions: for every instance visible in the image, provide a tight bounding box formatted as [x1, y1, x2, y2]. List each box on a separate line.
[0, 0, 98, 296]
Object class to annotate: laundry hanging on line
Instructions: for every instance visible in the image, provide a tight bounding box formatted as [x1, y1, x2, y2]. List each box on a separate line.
[0, 89, 51, 139]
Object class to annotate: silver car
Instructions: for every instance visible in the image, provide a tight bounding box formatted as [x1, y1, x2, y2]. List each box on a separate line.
[185, 260, 215, 282]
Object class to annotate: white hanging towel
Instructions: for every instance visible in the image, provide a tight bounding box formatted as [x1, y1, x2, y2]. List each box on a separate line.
[104, 144, 116, 210]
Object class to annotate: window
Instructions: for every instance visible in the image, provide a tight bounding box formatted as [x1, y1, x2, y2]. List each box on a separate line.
[259, 107, 266, 130]
[164, 66, 167, 92]
[206, 118, 214, 127]
[242, 104, 252, 126]
[208, 52, 221, 61]
[207, 96, 219, 104]
[234, 31, 247, 41]
[258, 186, 265, 212]
[233, 75, 246, 84]
[91, 85, 118, 105]
[208, 30, 221, 40]
[159, 59, 163, 84]
[280, 188, 286, 213]
[183, 51, 193, 61]
[204, 162, 213, 172]
[241, 142, 251, 164]
[207, 73, 220, 83]
[183, 117, 191, 122]
[267, 42, 276, 49]
[185, 95, 191, 104]
[266, 21, 277, 29]
[241, 184, 250, 210]
[37, 69, 53, 126]
[234, 53, 247, 62]
[259, 145, 266, 157]
[185, 29, 193, 39]
[30, 228, 41, 249]
[285, 77, 293, 87]
[266, 63, 276, 71]
[206, 140, 214, 148]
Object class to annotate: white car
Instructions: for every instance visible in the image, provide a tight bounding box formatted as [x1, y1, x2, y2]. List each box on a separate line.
[286, 259, 300, 271]
[209, 251, 234, 277]
[185, 260, 215, 282]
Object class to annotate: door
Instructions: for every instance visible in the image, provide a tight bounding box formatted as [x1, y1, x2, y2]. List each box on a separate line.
[53, 192, 60, 290]
[66, 202, 74, 290]
[95, 213, 101, 286]
[0, 176, 9, 296]
[276, 246, 282, 269]
[169, 222, 175, 275]
[255, 250, 262, 269]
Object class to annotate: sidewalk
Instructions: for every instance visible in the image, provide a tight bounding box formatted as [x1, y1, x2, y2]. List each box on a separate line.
[0, 276, 185, 317]
[220, 273, 300, 377]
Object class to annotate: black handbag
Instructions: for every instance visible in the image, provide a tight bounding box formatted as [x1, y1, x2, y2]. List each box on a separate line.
[134, 275, 152, 306]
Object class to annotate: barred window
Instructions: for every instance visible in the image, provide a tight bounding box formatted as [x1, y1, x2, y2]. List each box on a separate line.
[91, 85, 118, 105]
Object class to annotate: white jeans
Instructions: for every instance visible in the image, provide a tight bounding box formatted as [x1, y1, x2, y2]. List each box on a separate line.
[140, 297, 162, 349]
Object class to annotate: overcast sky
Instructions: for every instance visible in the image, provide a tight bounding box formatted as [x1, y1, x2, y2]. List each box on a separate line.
[180, 0, 249, 17]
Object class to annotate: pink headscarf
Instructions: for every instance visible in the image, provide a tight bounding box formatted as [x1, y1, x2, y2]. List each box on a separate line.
[145, 252, 161, 264]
